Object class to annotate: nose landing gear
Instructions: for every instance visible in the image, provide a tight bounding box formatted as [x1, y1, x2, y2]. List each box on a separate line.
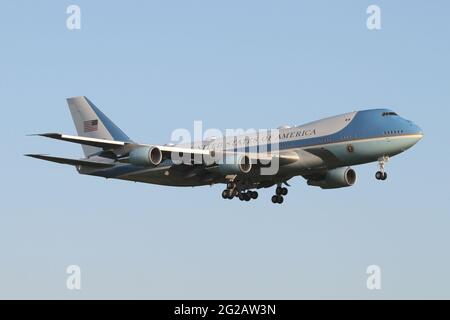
[375, 156, 389, 181]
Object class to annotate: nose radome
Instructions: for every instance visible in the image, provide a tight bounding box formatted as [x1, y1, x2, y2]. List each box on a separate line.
[410, 124, 424, 149]
[415, 124, 424, 137]
[401, 123, 423, 150]
[405, 118, 423, 137]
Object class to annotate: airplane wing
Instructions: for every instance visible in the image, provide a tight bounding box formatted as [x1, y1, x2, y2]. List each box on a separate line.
[25, 154, 115, 168]
[31, 133, 210, 155]
[30, 133, 127, 149]
[30, 133, 299, 165]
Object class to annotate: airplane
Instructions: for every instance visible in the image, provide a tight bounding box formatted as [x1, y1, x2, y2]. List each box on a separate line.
[26, 96, 423, 204]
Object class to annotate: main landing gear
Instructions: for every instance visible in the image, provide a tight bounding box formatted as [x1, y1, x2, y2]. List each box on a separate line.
[222, 181, 237, 199]
[221, 180, 289, 204]
[375, 156, 389, 181]
[221, 181, 258, 202]
[238, 190, 258, 202]
[271, 184, 288, 204]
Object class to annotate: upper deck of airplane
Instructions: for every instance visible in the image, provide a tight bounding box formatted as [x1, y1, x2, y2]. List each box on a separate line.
[195, 108, 422, 152]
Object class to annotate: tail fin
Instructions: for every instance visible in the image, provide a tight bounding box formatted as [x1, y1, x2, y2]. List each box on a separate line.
[67, 96, 132, 157]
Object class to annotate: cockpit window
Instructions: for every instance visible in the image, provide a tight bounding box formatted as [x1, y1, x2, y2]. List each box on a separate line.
[382, 112, 398, 116]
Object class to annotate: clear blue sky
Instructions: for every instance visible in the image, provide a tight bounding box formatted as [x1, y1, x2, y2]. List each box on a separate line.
[1, 1, 449, 299]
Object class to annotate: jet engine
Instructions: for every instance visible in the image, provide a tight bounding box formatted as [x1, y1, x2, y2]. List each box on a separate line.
[129, 146, 163, 166]
[217, 155, 252, 175]
[307, 167, 356, 189]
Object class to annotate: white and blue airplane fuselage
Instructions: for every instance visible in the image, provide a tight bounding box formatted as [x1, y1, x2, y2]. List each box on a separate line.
[27, 97, 423, 204]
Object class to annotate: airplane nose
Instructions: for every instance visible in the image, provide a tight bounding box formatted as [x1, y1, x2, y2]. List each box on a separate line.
[409, 123, 424, 148]
[415, 124, 424, 138]
[405, 119, 423, 139]
[402, 119, 423, 149]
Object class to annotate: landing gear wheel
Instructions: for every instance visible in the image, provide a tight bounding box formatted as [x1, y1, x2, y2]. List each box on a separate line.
[249, 191, 258, 199]
[222, 190, 230, 199]
[271, 195, 284, 204]
[244, 193, 251, 201]
[375, 171, 387, 181]
[276, 187, 283, 196]
[226, 181, 236, 190]
[375, 171, 383, 180]
[274, 184, 287, 203]
[238, 193, 245, 201]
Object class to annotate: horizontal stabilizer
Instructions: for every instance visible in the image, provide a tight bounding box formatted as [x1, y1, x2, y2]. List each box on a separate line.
[25, 154, 115, 168]
[30, 133, 127, 149]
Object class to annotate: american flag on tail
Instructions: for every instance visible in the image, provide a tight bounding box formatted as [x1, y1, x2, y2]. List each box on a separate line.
[83, 119, 98, 132]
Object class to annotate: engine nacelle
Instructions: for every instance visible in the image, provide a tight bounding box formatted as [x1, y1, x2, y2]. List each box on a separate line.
[307, 167, 357, 189]
[129, 146, 163, 166]
[217, 155, 252, 175]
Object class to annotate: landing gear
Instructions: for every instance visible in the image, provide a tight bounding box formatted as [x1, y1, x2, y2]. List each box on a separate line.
[222, 180, 238, 199]
[271, 195, 284, 204]
[238, 190, 258, 201]
[272, 183, 288, 204]
[222, 179, 259, 202]
[375, 156, 389, 181]
[276, 186, 288, 196]
[221, 180, 290, 204]
[221, 190, 229, 199]
[226, 181, 236, 190]
[249, 191, 258, 199]
[375, 171, 387, 180]
[222, 189, 235, 199]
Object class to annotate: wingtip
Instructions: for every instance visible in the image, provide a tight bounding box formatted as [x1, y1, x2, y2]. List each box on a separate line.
[26, 133, 61, 138]
[24, 154, 49, 159]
